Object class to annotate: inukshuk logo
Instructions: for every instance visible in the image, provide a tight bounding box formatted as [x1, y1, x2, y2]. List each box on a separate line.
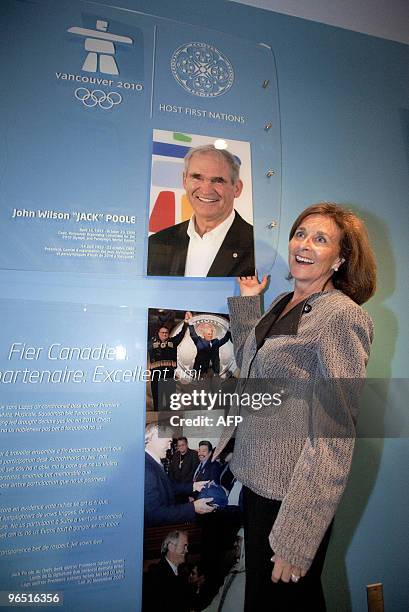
[170, 42, 234, 97]
[67, 19, 133, 75]
[66, 19, 134, 110]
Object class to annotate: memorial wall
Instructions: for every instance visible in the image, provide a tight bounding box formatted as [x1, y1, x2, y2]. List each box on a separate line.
[1, 1, 408, 610]
[1, 1, 280, 609]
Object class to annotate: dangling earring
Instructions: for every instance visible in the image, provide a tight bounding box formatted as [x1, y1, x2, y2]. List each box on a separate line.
[333, 257, 345, 272]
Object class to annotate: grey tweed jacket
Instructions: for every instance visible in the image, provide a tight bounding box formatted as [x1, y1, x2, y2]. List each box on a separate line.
[216, 290, 373, 571]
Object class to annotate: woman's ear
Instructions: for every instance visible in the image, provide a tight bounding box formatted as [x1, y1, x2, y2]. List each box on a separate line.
[332, 257, 345, 272]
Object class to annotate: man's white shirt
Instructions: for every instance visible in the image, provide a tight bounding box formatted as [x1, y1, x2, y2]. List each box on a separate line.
[145, 449, 162, 465]
[184, 210, 235, 277]
[166, 558, 179, 576]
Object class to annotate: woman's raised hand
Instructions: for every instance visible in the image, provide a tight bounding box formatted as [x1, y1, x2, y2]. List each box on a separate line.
[237, 275, 268, 296]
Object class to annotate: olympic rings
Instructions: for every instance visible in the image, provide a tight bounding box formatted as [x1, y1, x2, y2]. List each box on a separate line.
[74, 88, 122, 109]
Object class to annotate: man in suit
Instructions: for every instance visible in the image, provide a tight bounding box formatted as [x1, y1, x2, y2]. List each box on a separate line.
[193, 441, 222, 484]
[168, 436, 199, 484]
[187, 318, 232, 377]
[142, 530, 191, 611]
[144, 424, 214, 527]
[147, 145, 255, 277]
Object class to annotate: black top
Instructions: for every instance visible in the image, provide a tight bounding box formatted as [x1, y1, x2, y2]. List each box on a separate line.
[254, 293, 310, 349]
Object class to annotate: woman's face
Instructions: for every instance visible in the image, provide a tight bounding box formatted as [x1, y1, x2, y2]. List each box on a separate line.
[288, 214, 343, 290]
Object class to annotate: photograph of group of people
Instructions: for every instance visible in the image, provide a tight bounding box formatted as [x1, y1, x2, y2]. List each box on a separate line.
[146, 308, 237, 412]
[143, 128, 377, 611]
[143, 424, 243, 611]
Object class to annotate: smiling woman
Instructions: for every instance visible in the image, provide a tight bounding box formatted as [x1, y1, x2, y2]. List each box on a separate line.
[289, 214, 343, 279]
[288, 202, 376, 305]
[214, 202, 377, 611]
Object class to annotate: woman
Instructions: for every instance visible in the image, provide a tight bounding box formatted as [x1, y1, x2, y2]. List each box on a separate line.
[214, 203, 376, 610]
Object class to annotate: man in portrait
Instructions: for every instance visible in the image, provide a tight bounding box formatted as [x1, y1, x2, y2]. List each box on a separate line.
[147, 144, 255, 277]
[193, 441, 222, 484]
[168, 436, 199, 484]
[144, 424, 214, 527]
[142, 530, 191, 612]
[148, 313, 190, 411]
[187, 316, 232, 378]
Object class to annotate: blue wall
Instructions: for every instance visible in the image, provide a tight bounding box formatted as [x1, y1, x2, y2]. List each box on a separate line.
[2, 1, 408, 610]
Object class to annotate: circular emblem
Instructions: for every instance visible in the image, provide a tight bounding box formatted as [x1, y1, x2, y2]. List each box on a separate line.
[170, 42, 234, 98]
[172, 314, 237, 380]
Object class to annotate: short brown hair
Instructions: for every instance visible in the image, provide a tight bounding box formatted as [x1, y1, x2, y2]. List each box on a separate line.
[289, 202, 376, 305]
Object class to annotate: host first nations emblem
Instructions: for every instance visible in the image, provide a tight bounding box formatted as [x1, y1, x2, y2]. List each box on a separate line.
[170, 42, 234, 98]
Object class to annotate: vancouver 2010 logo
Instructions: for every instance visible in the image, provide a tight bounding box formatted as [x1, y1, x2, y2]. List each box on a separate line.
[170, 42, 234, 98]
